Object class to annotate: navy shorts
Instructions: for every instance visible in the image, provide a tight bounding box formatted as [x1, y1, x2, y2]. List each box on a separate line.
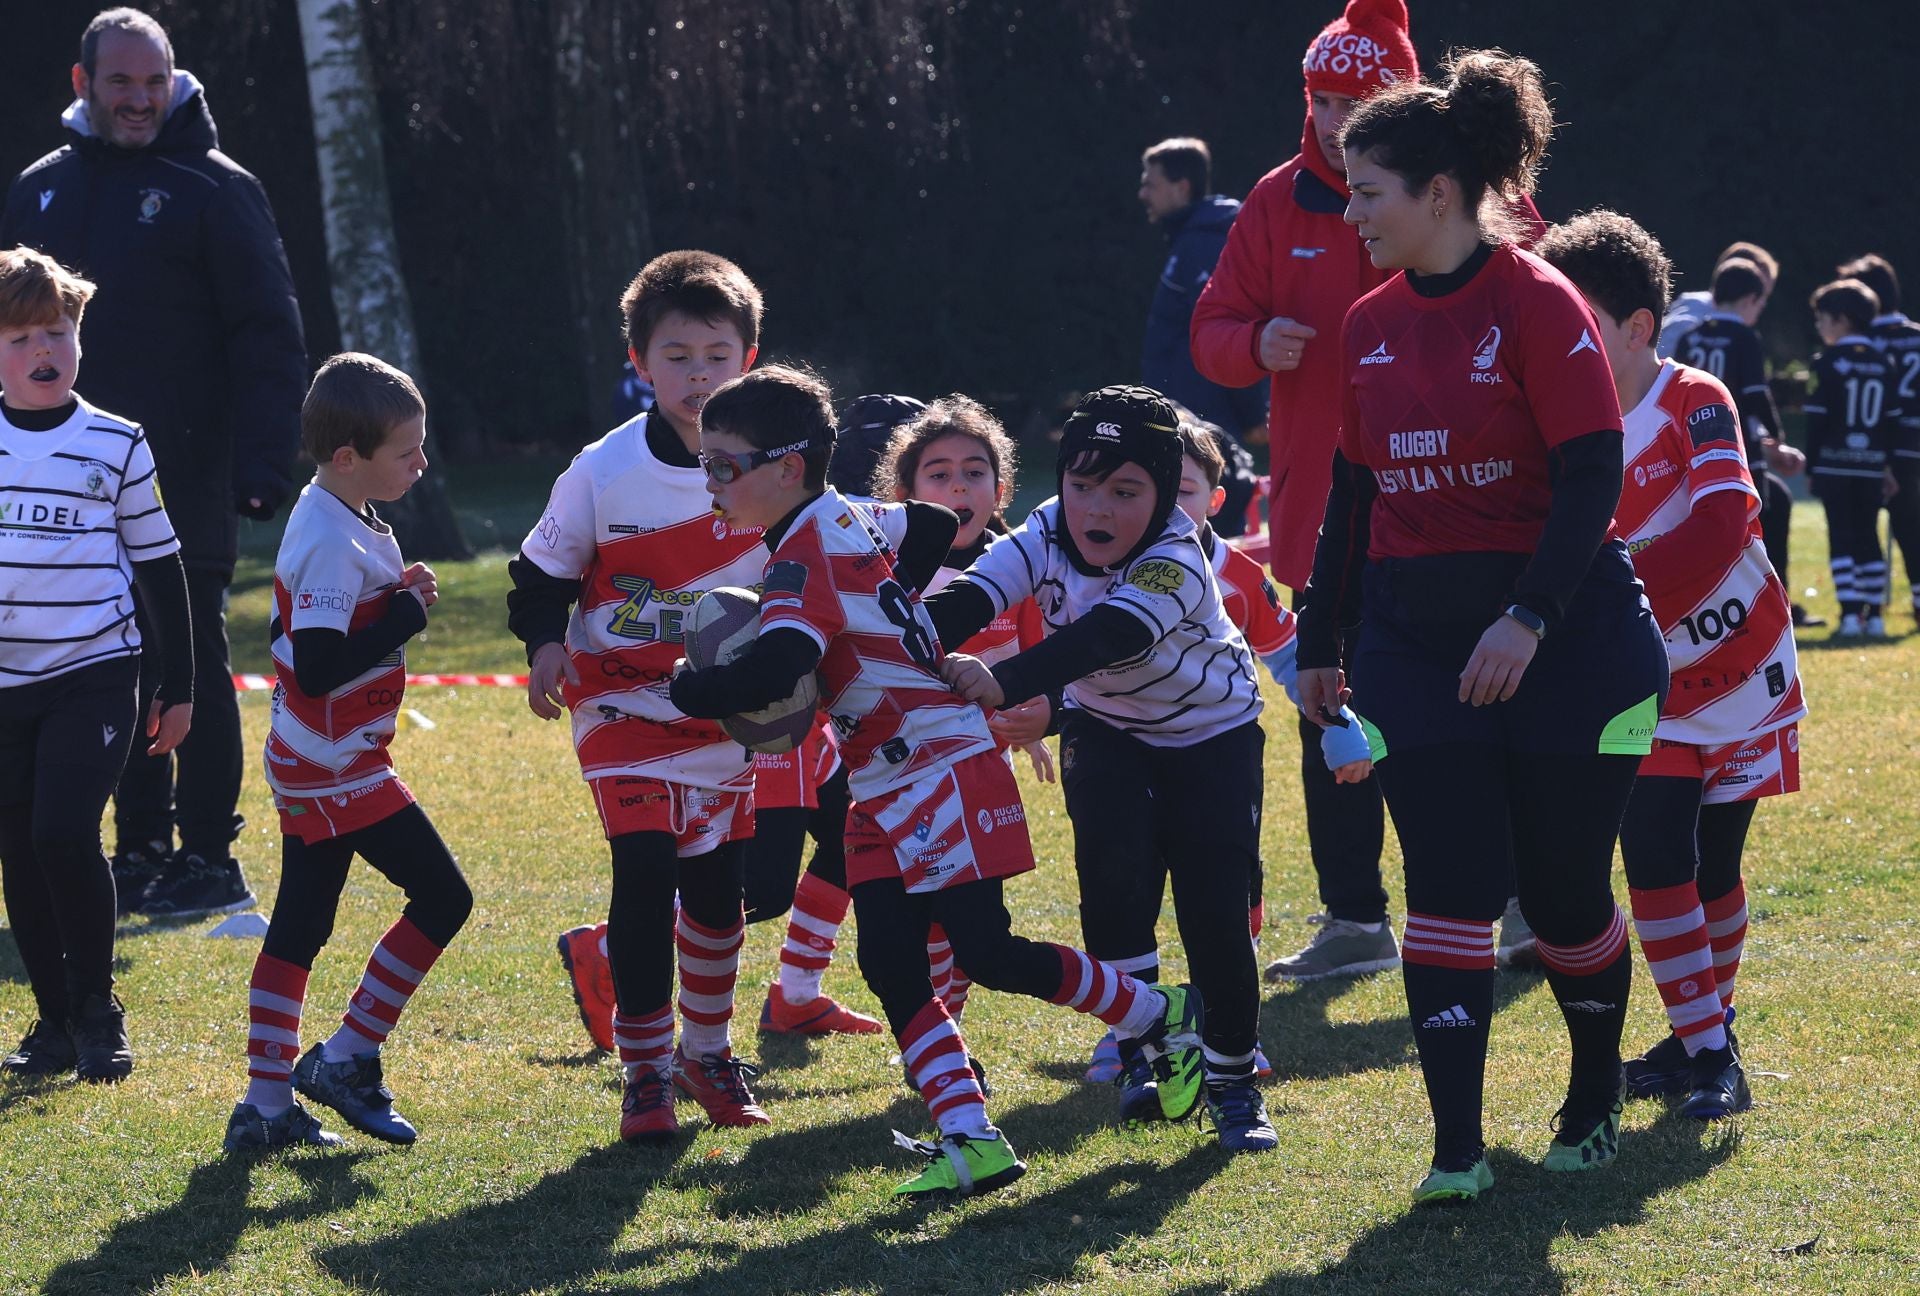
[1348, 543, 1669, 761]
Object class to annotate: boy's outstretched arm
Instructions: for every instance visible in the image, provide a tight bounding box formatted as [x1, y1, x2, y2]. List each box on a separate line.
[669, 628, 823, 719]
[956, 606, 1155, 709]
[893, 501, 959, 594]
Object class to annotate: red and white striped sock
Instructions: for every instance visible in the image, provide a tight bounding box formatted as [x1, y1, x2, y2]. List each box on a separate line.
[1627, 882, 1727, 1054]
[1048, 946, 1160, 1037]
[1402, 911, 1498, 970]
[1535, 905, 1630, 977]
[614, 1004, 675, 1079]
[926, 924, 973, 1020]
[244, 953, 308, 1113]
[324, 917, 444, 1059]
[677, 908, 744, 1059]
[898, 999, 989, 1137]
[777, 873, 848, 1004]
[1703, 881, 1747, 1012]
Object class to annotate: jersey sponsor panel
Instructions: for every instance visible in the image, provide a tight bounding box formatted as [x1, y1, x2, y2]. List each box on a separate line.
[758, 489, 997, 802]
[1641, 724, 1800, 804]
[962, 499, 1261, 745]
[753, 715, 839, 811]
[1618, 363, 1803, 747]
[1340, 245, 1622, 560]
[518, 415, 769, 788]
[843, 749, 1035, 893]
[1805, 339, 1905, 478]
[0, 398, 178, 683]
[264, 485, 410, 798]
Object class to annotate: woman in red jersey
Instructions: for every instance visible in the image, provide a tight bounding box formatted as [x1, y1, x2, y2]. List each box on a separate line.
[1294, 51, 1668, 1205]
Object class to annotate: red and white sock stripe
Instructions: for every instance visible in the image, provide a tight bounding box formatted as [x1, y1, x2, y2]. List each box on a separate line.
[898, 1000, 988, 1135]
[247, 954, 309, 1083]
[1402, 912, 1496, 970]
[676, 909, 744, 1058]
[1049, 945, 1157, 1036]
[1628, 883, 1726, 1053]
[1535, 904, 1629, 977]
[614, 1004, 675, 1077]
[1703, 882, 1747, 1010]
[341, 917, 443, 1049]
[926, 924, 972, 1018]
[777, 873, 847, 1004]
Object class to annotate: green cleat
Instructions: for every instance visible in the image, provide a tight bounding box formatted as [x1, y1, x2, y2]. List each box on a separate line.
[1137, 983, 1205, 1121]
[1413, 1156, 1494, 1205]
[891, 1128, 1026, 1199]
[1544, 1079, 1624, 1172]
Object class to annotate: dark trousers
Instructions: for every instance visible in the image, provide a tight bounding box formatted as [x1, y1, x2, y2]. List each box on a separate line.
[1292, 592, 1388, 923]
[742, 763, 851, 924]
[1061, 713, 1263, 1064]
[1888, 456, 1920, 608]
[0, 658, 139, 1019]
[115, 566, 243, 859]
[1757, 468, 1794, 592]
[1816, 474, 1888, 618]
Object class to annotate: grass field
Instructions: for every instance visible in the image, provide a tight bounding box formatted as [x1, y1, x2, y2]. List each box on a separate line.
[1, 503, 1916, 1295]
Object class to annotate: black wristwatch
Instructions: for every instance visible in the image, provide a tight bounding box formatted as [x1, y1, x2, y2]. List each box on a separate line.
[1503, 603, 1547, 640]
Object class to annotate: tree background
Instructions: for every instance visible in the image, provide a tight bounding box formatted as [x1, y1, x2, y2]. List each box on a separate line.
[4, 0, 1917, 462]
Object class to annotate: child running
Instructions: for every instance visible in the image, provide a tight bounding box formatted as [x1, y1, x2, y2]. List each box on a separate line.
[509, 250, 772, 1144]
[669, 365, 1203, 1199]
[927, 386, 1274, 1153]
[226, 353, 472, 1151]
[0, 247, 193, 1083]
[1540, 210, 1806, 1120]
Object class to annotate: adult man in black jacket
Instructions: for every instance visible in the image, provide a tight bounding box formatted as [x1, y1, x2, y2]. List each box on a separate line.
[2, 9, 306, 918]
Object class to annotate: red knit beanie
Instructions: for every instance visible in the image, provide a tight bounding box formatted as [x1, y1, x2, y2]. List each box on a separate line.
[1302, 0, 1418, 100]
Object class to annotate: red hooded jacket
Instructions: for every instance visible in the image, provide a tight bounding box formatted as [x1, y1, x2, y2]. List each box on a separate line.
[1191, 116, 1545, 589]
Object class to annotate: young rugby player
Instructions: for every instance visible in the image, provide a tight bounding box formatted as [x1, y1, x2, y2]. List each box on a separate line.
[926, 386, 1275, 1153]
[669, 366, 1203, 1198]
[509, 251, 773, 1143]
[0, 247, 193, 1083]
[1838, 255, 1920, 624]
[1805, 279, 1905, 637]
[1540, 211, 1806, 1120]
[1296, 52, 1669, 1204]
[226, 353, 471, 1150]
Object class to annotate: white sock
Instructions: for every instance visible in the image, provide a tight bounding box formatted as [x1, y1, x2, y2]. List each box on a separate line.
[321, 1025, 377, 1063]
[244, 1078, 293, 1117]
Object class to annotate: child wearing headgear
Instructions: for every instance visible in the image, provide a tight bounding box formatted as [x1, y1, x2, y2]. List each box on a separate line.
[927, 384, 1276, 1154]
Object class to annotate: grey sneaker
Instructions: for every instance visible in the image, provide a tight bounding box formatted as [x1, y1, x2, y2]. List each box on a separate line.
[1264, 919, 1400, 982]
[224, 1101, 344, 1153]
[1496, 897, 1539, 969]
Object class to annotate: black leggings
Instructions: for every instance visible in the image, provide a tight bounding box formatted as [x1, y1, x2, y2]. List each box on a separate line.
[1376, 744, 1637, 942]
[1757, 468, 1794, 591]
[262, 803, 472, 969]
[1818, 475, 1888, 618]
[742, 763, 850, 924]
[1888, 457, 1920, 603]
[0, 658, 138, 1018]
[604, 833, 745, 1015]
[850, 876, 1064, 1034]
[1619, 776, 1756, 903]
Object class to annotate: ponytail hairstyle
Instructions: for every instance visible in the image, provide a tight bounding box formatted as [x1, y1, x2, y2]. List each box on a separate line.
[1339, 48, 1554, 243]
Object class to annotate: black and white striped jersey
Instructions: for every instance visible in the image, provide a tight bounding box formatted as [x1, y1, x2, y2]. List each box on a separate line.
[0, 396, 178, 685]
[1870, 312, 1920, 460]
[961, 498, 1261, 746]
[1804, 336, 1906, 479]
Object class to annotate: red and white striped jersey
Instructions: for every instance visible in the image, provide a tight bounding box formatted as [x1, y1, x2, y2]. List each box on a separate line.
[1212, 540, 1293, 659]
[264, 485, 409, 798]
[520, 414, 767, 790]
[1618, 361, 1804, 745]
[759, 489, 996, 801]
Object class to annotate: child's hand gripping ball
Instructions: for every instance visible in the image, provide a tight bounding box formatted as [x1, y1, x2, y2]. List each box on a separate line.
[683, 587, 820, 754]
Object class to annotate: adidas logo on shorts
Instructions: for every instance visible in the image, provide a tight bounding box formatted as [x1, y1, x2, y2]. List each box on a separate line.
[1421, 1004, 1475, 1029]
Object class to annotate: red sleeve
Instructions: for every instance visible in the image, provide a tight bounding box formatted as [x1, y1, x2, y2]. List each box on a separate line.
[1513, 257, 1622, 449]
[1337, 306, 1368, 463]
[1633, 488, 1752, 616]
[1225, 547, 1290, 656]
[759, 529, 845, 651]
[1191, 171, 1282, 390]
[1014, 597, 1045, 651]
[1676, 373, 1759, 504]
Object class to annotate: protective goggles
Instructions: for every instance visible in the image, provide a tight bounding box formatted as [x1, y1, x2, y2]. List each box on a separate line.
[698, 439, 812, 484]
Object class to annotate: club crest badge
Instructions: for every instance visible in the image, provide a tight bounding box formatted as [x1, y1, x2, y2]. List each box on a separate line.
[137, 187, 169, 224]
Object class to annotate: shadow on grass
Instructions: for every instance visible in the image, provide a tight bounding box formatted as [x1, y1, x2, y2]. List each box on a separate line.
[1168, 1106, 1738, 1296]
[39, 1148, 378, 1295]
[318, 1140, 677, 1295]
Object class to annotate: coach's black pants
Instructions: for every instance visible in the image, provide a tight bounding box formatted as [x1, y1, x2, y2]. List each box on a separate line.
[116, 566, 243, 860]
[1062, 712, 1263, 1067]
[0, 657, 139, 1020]
[1290, 593, 1389, 924]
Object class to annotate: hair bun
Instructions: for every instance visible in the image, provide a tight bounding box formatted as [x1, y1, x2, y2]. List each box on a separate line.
[1442, 49, 1551, 198]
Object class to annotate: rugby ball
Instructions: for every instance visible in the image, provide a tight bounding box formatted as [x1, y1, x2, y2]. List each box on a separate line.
[684, 586, 820, 754]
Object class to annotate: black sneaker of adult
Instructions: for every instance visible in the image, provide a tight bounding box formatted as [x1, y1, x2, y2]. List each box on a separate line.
[140, 854, 257, 920]
[70, 993, 133, 1082]
[110, 839, 172, 917]
[2, 1019, 78, 1076]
